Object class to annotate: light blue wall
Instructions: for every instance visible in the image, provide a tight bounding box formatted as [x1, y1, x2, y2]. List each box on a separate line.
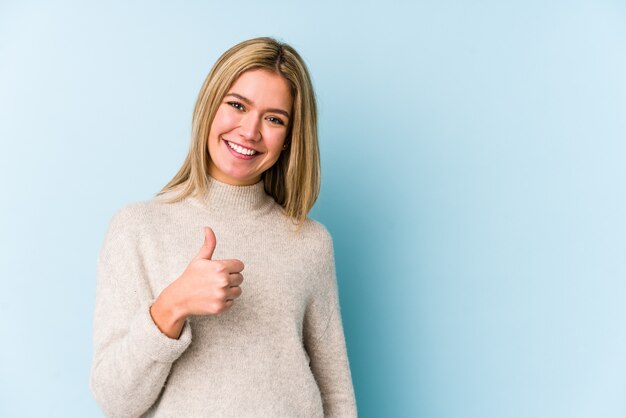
[1, 1, 625, 417]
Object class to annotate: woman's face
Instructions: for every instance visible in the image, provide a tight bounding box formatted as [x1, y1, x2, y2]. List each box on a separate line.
[207, 68, 293, 186]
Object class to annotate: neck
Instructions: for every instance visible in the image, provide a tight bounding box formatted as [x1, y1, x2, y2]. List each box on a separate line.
[195, 175, 271, 212]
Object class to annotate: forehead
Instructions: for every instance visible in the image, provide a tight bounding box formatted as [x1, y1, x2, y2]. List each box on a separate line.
[227, 69, 293, 109]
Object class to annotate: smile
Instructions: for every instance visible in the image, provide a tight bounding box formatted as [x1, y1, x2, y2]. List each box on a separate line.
[225, 140, 258, 156]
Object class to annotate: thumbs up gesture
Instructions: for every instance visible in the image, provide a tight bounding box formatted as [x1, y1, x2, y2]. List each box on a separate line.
[150, 227, 245, 339]
[178, 226, 245, 313]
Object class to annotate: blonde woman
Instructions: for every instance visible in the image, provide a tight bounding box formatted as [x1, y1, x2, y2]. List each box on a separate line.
[89, 37, 357, 417]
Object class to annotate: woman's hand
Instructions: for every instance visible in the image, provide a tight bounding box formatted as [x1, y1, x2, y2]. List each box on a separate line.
[150, 226, 244, 338]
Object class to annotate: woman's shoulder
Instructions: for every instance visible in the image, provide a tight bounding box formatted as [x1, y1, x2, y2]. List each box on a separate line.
[299, 217, 332, 239]
[287, 217, 335, 254]
[105, 192, 184, 234]
[103, 200, 148, 239]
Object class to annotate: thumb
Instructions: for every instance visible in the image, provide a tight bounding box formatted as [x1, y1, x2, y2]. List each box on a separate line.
[194, 226, 216, 260]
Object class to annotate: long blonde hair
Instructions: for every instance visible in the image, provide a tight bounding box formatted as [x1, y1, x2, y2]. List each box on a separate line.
[156, 37, 320, 230]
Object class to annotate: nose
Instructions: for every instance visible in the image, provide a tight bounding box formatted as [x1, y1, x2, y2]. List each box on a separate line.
[238, 112, 262, 142]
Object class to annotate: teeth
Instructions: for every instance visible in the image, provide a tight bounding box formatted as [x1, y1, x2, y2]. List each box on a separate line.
[226, 140, 257, 156]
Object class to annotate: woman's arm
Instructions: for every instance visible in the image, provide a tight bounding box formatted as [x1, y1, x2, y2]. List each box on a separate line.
[304, 227, 358, 418]
[89, 206, 192, 418]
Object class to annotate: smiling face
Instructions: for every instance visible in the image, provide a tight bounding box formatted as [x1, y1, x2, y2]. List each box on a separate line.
[206, 68, 293, 186]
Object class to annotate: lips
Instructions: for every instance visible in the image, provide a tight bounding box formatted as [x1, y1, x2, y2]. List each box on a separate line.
[225, 139, 258, 156]
[221, 138, 261, 160]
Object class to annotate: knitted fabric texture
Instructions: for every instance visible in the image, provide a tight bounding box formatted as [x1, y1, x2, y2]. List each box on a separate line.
[89, 176, 357, 417]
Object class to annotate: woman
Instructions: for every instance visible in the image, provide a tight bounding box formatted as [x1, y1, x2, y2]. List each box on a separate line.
[89, 37, 357, 417]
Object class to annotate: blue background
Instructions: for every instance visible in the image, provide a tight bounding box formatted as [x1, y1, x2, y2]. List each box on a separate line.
[1, 1, 625, 417]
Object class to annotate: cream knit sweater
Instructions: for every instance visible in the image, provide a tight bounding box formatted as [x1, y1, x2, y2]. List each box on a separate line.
[89, 176, 357, 418]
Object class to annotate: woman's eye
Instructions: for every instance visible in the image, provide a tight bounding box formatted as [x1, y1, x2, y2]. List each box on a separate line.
[267, 116, 284, 125]
[227, 101, 245, 111]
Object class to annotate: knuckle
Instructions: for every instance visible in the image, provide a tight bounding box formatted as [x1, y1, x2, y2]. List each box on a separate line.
[216, 301, 232, 314]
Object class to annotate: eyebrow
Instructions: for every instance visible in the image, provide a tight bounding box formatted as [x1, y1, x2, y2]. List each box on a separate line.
[225, 93, 291, 119]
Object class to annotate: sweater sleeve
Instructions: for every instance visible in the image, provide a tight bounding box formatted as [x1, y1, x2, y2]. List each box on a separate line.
[304, 227, 358, 418]
[89, 206, 192, 418]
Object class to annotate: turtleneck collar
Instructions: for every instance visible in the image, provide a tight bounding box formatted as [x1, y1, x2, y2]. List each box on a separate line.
[190, 175, 273, 213]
